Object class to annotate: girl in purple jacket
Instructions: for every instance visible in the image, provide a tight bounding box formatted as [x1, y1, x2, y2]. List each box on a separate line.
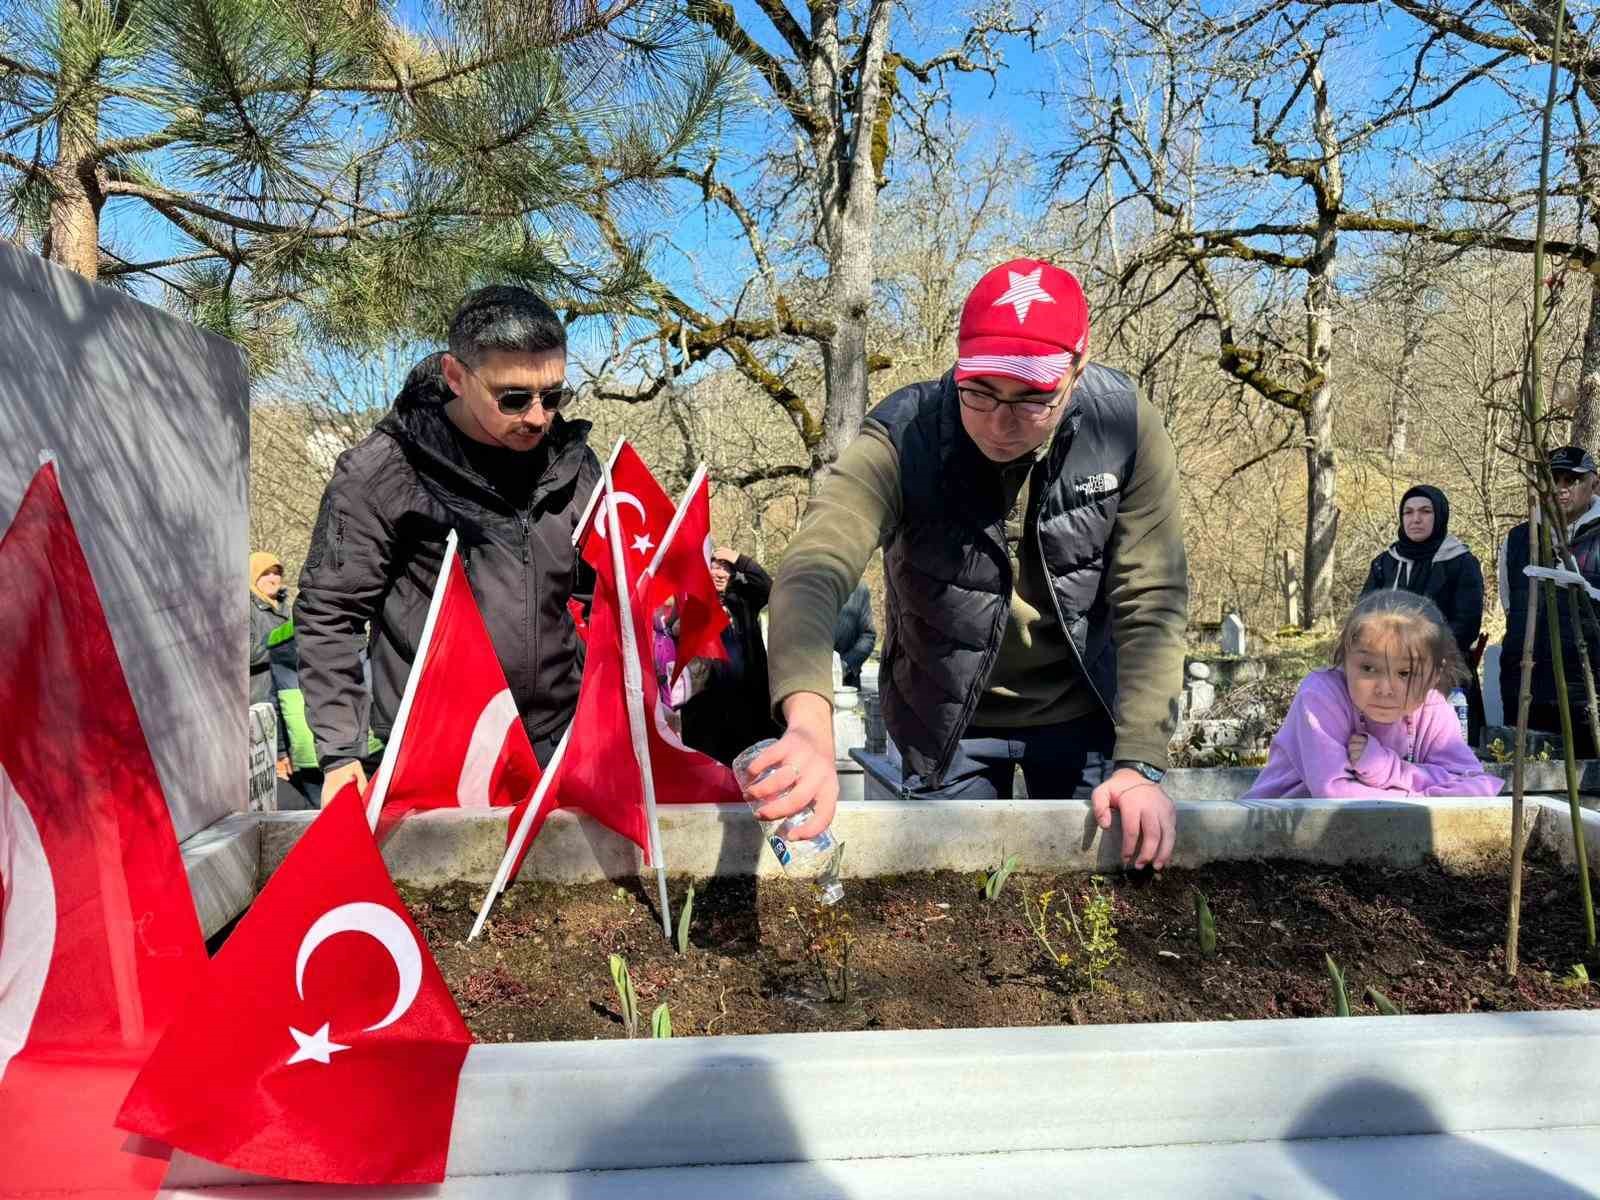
[1244, 591, 1503, 800]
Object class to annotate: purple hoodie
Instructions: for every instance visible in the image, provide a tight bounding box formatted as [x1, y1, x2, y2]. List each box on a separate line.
[1243, 668, 1504, 800]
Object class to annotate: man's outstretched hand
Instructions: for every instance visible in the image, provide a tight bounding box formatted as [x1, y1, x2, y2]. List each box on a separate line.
[743, 692, 837, 841]
[1090, 768, 1176, 870]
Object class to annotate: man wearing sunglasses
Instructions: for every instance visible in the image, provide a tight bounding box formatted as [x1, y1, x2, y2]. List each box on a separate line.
[752, 259, 1188, 872]
[295, 286, 600, 799]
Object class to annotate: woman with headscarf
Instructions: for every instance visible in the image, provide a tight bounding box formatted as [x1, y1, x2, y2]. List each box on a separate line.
[1360, 485, 1486, 743]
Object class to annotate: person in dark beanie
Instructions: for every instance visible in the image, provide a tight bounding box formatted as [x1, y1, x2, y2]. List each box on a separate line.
[295, 287, 600, 800]
[1498, 445, 1600, 756]
[754, 259, 1188, 872]
[1360, 485, 1485, 744]
[832, 581, 876, 689]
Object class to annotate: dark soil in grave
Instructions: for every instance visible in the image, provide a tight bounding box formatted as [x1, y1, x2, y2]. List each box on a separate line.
[400, 854, 1600, 1042]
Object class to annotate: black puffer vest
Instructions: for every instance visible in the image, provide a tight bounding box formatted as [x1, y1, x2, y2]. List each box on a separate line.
[874, 365, 1140, 785]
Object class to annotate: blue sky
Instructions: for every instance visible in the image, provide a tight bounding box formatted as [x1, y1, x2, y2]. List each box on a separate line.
[83, 0, 1571, 391]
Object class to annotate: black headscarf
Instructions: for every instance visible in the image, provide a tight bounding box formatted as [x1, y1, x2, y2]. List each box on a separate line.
[1394, 485, 1450, 562]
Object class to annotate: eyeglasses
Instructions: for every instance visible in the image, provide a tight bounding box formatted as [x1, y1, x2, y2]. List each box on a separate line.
[463, 362, 570, 415]
[957, 385, 1061, 421]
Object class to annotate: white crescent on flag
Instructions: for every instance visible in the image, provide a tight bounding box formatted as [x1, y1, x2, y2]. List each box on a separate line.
[0, 764, 55, 1085]
[294, 902, 422, 1033]
[591, 492, 646, 540]
[456, 690, 521, 809]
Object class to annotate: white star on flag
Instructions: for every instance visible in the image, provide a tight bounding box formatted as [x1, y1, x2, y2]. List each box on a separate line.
[287, 1022, 350, 1066]
[631, 532, 655, 556]
[992, 267, 1055, 323]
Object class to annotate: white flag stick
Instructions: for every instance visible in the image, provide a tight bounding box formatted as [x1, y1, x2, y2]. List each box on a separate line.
[642, 463, 708, 585]
[364, 529, 460, 830]
[571, 436, 626, 547]
[602, 463, 673, 941]
[469, 724, 572, 942]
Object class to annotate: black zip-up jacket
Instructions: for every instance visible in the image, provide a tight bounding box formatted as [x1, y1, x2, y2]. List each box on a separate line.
[295, 367, 600, 768]
[680, 555, 782, 764]
[1359, 535, 1484, 658]
[1498, 501, 1600, 709]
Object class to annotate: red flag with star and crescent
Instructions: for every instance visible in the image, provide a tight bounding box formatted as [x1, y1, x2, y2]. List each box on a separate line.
[117, 784, 473, 1185]
[576, 441, 677, 589]
[645, 469, 730, 681]
[366, 550, 542, 837]
[502, 453, 740, 880]
[0, 460, 207, 1198]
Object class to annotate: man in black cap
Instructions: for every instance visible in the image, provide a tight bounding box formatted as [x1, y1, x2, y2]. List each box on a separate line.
[1498, 445, 1600, 754]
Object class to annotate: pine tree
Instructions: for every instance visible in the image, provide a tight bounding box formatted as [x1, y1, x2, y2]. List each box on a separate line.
[0, 0, 738, 369]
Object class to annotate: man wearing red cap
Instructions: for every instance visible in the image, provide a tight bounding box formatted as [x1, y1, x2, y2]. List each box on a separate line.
[750, 259, 1187, 870]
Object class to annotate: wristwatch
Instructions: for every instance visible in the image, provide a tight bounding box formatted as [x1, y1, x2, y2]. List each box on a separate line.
[1113, 759, 1166, 786]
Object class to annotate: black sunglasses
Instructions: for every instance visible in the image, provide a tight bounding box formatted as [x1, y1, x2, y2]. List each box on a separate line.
[463, 362, 570, 415]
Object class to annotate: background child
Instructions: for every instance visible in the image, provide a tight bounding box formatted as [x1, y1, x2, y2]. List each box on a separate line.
[1244, 591, 1504, 799]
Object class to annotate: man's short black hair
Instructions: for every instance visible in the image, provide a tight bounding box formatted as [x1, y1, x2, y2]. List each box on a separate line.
[448, 286, 567, 365]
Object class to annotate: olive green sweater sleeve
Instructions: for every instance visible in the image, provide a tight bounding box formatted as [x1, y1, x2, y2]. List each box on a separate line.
[768, 425, 902, 711]
[1107, 399, 1189, 768]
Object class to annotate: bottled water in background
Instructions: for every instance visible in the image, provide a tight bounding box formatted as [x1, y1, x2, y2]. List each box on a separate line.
[1448, 687, 1470, 745]
[732, 738, 845, 906]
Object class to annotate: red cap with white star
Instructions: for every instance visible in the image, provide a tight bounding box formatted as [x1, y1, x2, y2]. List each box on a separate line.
[955, 258, 1089, 389]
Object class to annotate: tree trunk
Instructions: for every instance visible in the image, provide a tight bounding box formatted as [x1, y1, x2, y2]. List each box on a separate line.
[46, 74, 102, 279]
[1573, 273, 1600, 451]
[1302, 62, 1342, 629]
[1389, 302, 1421, 461]
[1303, 271, 1338, 627]
[805, 0, 891, 491]
[816, 308, 870, 486]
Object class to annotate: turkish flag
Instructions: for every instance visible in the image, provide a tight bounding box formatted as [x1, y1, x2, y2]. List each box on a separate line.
[578, 441, 676, 588]
[0, 460, 207, 1197]
[503, 551, 740, 880]
[646, 470, 729, 681]
[118, 784, 473, 1185]
[367, 552, 541, 835]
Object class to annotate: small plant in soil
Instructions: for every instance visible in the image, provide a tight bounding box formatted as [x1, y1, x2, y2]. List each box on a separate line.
[651, 1003, 673, 1038]
[676, 885, 695, 955]
[983, 854, 1019, 902]
[1561, 963, 1591, 991]
[1024, 878, 1123, 992]
[1325, 954, 1351, 1016]
[609, 953, 640, 1037]
[1366, 986, 1403, 1015]
[788, 896, 855, 1002]
[1194, 889, 1217, 958]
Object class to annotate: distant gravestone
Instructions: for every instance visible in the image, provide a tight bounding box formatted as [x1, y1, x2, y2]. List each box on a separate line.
[1221, 612, 1248, 657]
[1187, 679, 1217, 717]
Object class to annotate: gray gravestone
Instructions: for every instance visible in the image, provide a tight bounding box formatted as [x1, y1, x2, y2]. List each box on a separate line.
[1221, 612, 1248, 657]
[0, 247, 249, 840]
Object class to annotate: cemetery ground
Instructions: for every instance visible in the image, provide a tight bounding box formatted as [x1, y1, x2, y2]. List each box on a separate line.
[402, 852, 1599, 1043]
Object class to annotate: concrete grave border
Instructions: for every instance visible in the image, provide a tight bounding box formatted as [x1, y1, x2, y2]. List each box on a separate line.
[169, 795, 1600, 1197]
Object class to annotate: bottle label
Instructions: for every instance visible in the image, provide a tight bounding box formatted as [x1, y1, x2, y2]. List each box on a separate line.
[767, 834, 792, 866]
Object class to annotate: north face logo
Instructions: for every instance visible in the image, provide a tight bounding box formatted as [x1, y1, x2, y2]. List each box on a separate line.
[1074, 472, 1119, 499]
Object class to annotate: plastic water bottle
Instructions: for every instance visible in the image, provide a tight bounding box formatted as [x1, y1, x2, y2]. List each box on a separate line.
[1448, 687, 1470, 744]
[732, 739, 845, 905]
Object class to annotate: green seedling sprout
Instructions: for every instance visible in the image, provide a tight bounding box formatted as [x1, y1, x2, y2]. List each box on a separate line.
[983, 854, 1019, 901]
[1194, 889, 1217, 958]
[651, 1003, 673, 1038]
[1365, 986, 1403, 1015]
[1325, 954, 1351, 1017]
[608, 953, 640, 1037]
[676, 884, 695, 955]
